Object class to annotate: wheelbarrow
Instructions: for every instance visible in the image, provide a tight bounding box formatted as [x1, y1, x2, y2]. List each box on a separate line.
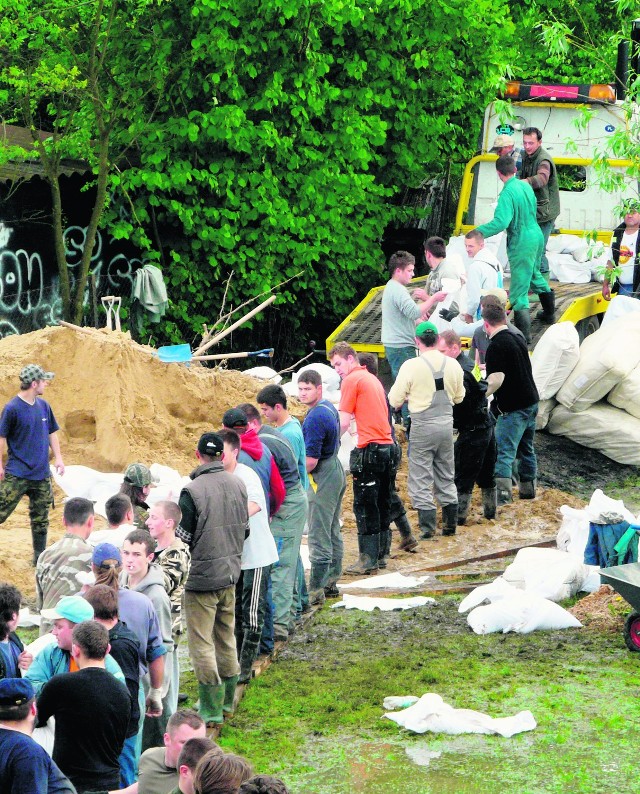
[599, 563, 640, 652]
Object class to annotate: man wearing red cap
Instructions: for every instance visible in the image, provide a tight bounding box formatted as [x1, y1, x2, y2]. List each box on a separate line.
[389, 321, 464, 539]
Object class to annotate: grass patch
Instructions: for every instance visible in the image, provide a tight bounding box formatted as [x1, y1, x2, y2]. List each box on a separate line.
[213, 598, 639, 793]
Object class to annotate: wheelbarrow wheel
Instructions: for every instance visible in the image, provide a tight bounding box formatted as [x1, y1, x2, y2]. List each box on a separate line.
[623, 611, 640, 652]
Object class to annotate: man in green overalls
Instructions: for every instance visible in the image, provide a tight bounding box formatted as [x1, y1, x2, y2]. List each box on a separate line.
[475, 156, 554, 344]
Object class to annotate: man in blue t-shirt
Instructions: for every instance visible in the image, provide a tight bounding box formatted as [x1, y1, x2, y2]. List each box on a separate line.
[297, 370, 347, 604]
[0, 677, 76, 793]
[0, 364, 65, 564]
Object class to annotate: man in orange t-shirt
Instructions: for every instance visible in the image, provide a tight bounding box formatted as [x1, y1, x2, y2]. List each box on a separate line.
[329, 342, 394, 576]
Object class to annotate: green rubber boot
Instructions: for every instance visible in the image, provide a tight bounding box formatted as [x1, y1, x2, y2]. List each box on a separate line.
[223, 675, 239, 716]
[198, 682, 225, 726]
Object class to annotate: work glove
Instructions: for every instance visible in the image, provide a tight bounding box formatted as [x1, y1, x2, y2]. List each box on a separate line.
[146, 687, 163, 717]
[439, 301, 460, 322]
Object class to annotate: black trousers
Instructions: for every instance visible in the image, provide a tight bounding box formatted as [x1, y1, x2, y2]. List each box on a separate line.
[454, 425, 496, 493]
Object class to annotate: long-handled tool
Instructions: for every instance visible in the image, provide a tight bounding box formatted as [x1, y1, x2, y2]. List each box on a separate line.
[101, 296, 122, 331]
[156, 346, 274, 364]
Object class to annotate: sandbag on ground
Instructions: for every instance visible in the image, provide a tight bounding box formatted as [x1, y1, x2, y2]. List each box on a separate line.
[502, 547, 590, 602]
[608, 361, 640, 419]
[531, 322, 579, 400]
[556, 313, 640, 412]
[548, 402, 640, 465]
[536, 398, 556, 430]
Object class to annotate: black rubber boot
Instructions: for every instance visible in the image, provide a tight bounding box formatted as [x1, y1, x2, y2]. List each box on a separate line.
[308, 563, 330, 605]
[456, 492, 473, 526]
[496, 477, 513, 505]
[378, 530, 392, 568]
[345, 534, 380, 575]
[536, 290, 556, 324]
[519, 480, 537, 499]
[482, 487, 497, 519]
[238, 631, 262, 684]
[418, 509, 437, 539]
[513, 309, 532, 345]
[395, 513, 418, 552]
[442, 503, 458, 536]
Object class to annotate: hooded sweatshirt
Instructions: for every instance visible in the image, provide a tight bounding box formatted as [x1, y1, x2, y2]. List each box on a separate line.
[121, 564, 173, 652]
[466, 248, 504, 319]
[238, 427, 285, 515]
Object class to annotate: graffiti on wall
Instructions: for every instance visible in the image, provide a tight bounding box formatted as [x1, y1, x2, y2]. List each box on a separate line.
[0, 222, 143, 337]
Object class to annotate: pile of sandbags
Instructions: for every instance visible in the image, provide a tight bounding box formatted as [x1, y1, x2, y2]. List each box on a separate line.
[546, 234, 607, 283]
[545, 313, 640, 463]
[531, 323, 580, 429]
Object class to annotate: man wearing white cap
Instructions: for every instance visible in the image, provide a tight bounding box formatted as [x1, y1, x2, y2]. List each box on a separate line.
[490, 133, 522, 172]
[0, 364, 65, 564]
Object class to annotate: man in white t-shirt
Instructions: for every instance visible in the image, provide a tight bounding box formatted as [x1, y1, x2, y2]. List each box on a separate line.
[602, 208, 640, 299]
[451, 230, 504, 338]
[89, 493, 138, 548]
[220, 429, 279, 685]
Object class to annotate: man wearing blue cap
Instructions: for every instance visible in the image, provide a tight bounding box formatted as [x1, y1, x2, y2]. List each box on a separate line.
[0, 677, 76, 793]
[25, 595, 125, 696]
[389, 321, 465, 539]
[0, 364, 65, 564]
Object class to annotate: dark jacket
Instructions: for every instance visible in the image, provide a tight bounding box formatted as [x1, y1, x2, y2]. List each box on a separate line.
[454, 354, 492, 431]
[0, 632, 24, 679]
[610, 222, 640, 295]
[520, 145, 560, 224]
[180, 461, 249, 593]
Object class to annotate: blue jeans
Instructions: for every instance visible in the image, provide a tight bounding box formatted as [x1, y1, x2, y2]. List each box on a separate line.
[494, 404, 538, 481]
[270, 485, 308, 636]
[539, 220, 554, 273]
[385, 346, 417, 421]
[119, 734, 138, 787]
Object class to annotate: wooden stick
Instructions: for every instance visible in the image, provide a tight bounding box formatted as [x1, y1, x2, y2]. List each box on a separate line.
[58, 321, 101, 336]
[192, 351, 251, 361]
[192, 295, 277, 356]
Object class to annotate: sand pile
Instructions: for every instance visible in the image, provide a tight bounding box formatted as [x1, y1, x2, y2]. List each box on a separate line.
[0, 326, 265, 474]
[569, 585, 628, 632]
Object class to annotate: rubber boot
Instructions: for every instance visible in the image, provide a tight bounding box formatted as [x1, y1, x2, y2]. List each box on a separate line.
[496, 477, 513, 505]
[395, 513, 418, 553]
[378, 529, 392, 569]
[324, 581, 340, 598]
[418, 509, 437, 539]
[308, 563, 329, 606]
[442, 503, 458, 536]
[344, 534, 379, 576]
[238, 631, 262, 684]
[197, 682, 225, 726]
[513, 309, 532, 345]
[32, 531, 47, 566]
[222, 675, 239, 716]
[482, 487, 497, 519]
[536, 290, 556, 324]
[456, 492, 473, 526]
[519, 479, 537, 499]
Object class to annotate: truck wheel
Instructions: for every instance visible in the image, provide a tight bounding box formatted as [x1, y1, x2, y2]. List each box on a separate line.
[575, 315, 600, 344]
[623, 611, 640, 652]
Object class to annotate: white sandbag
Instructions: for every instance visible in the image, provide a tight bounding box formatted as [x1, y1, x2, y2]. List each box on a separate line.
[243, 366, 282, 383]
[548, 402, 640, 465]
[458, 577, 516, 613]
[546, 233, 587, 255]
[556, 313, 640, 412]
[17, 607, 40, 628]
[600, 294, 640, 329]
[585, 488, 635, 524]
[536, 398, 556, 430]
[331, 594, 436, 612]
[608, 361, 640, 419]
[466, 592, 582, 634]
[383, 692, 536, 738]
[581, 566, 601, 593]
[338, 427, 356, 472]
[289, 362, 340, 393]
[548, 253, 592, 284]
[531, 322, 580, 400]
[556, 505, 590, 559]
[502, 547, 590, 602]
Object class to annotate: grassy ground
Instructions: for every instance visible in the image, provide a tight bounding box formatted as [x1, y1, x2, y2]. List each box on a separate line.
[206, 597, 639, 794]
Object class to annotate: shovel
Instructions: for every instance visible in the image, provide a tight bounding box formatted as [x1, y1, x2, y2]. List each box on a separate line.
[156, 345, 273, 364]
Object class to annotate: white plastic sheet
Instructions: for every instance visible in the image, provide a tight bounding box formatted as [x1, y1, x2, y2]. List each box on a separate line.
[331, 594, 435, 612]
[383, 693, 536, 737]
[338, 573, 432, 590]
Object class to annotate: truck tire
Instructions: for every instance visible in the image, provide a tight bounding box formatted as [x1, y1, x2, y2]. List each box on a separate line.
[575, 314, 600, 344]
[623, 611, 640, 652]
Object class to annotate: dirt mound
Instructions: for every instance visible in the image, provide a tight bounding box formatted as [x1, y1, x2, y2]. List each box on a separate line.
[0, 326, 263, 473]
[569, 585, 628, 632]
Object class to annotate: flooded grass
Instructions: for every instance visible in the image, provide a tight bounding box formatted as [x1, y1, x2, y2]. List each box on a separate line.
[218, 598, 639, 793]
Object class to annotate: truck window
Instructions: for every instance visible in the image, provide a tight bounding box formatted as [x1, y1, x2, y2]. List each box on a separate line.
[557, 164, 587, 192]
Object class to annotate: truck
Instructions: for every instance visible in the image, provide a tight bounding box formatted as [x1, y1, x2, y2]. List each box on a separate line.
[327, 74, 637, 360]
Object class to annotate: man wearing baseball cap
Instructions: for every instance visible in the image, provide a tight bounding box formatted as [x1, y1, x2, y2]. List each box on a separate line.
[388, 321, 465, 538]
[490, 133, 522, 171]
[0, 677, 76, 793]
[0, 364, 65, 564]
[25, 595, 125, 696]
[177, 432, 249, 726]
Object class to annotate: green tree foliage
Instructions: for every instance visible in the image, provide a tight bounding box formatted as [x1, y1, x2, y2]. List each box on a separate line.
[113, 0, 516, 354]
[0, 0, 173, 323]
